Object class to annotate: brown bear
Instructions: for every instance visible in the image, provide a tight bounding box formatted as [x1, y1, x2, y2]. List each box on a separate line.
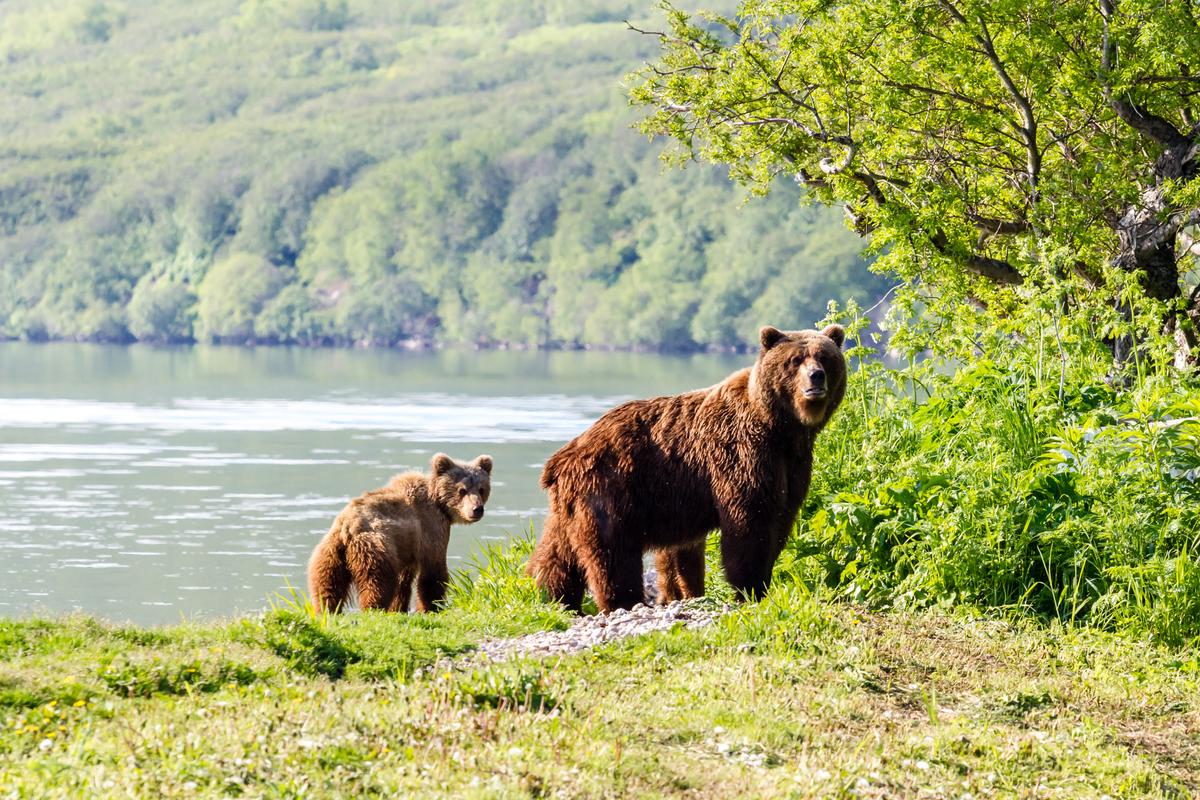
[528, 324, 846, 613]
[307, 453, 492, 613]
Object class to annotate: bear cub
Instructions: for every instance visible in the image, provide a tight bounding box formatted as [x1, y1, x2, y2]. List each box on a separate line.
[307, 453, 492, 613]
[528, 324, 846, 613]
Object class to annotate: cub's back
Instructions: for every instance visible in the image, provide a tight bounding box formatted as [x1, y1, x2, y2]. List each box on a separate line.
[331, 480, 442, 562]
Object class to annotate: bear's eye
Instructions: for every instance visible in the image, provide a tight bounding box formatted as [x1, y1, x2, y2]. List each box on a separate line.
[458, 487, 467, 498]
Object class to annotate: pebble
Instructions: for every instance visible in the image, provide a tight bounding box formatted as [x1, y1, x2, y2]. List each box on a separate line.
[476, 598, 726, 661]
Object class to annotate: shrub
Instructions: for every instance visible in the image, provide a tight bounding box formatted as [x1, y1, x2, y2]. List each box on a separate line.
[782, 305, 1200, 645]
[127, 276, 196, 342]
[194, 253, 285, 343]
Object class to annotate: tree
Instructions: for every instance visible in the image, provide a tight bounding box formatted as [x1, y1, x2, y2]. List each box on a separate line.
[127, 276, 196, 343]
[194, 253, 285, 343]
[631, 0, 1200, 363]
[0, 0, 888, 352]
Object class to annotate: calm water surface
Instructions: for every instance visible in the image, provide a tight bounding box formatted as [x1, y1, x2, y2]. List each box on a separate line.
[0, 343, 746, 624]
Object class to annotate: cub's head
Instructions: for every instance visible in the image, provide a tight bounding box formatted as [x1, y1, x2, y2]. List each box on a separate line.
[754, 324, 847, 428]
[429, 453, 493, 524]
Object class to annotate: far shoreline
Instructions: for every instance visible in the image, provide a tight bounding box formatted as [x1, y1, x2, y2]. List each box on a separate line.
[0, 335, 760, 356]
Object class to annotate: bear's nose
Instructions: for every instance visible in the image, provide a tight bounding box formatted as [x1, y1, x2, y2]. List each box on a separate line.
[471, 506, 484, 521]
[809, 367, 826, 386]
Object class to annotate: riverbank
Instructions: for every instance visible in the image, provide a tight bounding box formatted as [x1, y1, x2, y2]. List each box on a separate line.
[2, 546, 1196, 798]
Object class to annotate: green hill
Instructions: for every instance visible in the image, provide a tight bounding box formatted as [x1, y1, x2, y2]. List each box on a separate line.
[0, 0, 884, 350]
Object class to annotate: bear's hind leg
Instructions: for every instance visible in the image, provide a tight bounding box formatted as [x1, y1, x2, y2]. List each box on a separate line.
[655, 540, 706, 603]
[584, 543, 644, 613]
[308, 537, 353, 613]
[572, 506, 643, 613]
[528, 513, 586, 612]
[346, 537, 398, 610]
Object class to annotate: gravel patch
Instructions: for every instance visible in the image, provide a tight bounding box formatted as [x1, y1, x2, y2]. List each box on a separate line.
[477, 598, 725, 660]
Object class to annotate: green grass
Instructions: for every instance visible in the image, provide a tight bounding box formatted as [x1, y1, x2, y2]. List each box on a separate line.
[2, 536, 1199, 797]
[2, 581, 1197, 798]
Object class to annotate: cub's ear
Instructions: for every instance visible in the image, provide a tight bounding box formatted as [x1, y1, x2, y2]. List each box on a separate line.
[822, 324, 846, 349]
[431, 453, 456, 475]
[759, 326, 787, 351]
[474, 455, 493, 475]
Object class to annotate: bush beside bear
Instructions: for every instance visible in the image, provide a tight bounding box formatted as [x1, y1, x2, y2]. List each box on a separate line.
[528, 324, 847, 612]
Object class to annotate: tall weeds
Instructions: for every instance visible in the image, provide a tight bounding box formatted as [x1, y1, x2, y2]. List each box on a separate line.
[789, 302, 1200, 645]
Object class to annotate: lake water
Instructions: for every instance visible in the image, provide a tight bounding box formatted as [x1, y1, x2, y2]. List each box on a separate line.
[0, 343, 747, 624]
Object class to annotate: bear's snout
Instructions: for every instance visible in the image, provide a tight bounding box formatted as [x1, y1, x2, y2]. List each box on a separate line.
[470, 505, 485, 521]
[804, 366, 827, 398]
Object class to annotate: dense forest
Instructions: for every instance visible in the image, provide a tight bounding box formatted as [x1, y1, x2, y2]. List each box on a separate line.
[0, 0, 883, 351]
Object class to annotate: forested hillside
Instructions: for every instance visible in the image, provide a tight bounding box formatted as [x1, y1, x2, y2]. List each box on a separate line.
[0, 0, 882, 350]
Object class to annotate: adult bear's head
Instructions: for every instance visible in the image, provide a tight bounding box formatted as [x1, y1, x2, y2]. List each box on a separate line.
[753, 324, 847, 429]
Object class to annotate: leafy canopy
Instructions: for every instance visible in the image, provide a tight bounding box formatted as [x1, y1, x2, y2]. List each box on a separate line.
[632, 0, 1200, 362]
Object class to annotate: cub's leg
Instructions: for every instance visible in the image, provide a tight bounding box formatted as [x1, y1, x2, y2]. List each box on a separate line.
[307, 535, 353, 613]
[528, 512, 586, 612]
[654, 540, 706, 603]
[389, 570, 414, 613]
[415, 561, 450, 612]
[345, 535, 398, 610]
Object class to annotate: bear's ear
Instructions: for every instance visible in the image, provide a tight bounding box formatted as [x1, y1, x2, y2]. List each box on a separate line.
[759, 326, 787, 351]
[474, 455, 493, 475]
[431, 453, 456, 475]
[822, 324, 846, 349]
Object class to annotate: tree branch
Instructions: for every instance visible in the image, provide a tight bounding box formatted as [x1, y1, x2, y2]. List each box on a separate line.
[725, 116, 853, 146]
[939, 2, 1041, 197]
[1135, 207, 1200, 260]
[625, 22, 667, 39]
[819, 142, 859, 175]
[930, 231, 1025, 284]
[966, 213, 1031, 235]
[1109, 97, 1191, 150]
[1099, 0, 1191, 150]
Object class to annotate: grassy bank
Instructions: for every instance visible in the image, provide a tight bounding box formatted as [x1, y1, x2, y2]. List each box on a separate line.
[2, 540, 1199, 798]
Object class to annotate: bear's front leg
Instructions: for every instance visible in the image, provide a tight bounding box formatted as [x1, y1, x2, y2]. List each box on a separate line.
[389, 570, 414, 613]
[415, 563, 449, 612]
[718, 508, 788, 602]
[654, 540, 706, 603]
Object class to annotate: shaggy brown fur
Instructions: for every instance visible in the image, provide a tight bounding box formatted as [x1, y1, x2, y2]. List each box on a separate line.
[307, 453, 492, 613]
[528, 324, 846, 613]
